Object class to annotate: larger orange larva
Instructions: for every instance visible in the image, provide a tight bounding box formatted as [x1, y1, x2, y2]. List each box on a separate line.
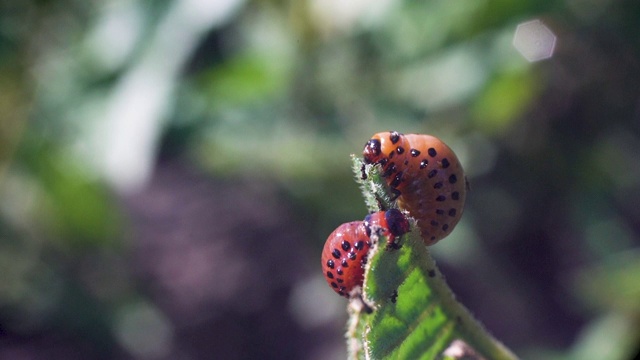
[363, 131, 466, 246]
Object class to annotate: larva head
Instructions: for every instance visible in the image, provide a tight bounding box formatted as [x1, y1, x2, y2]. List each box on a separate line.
[363, 131, 410, 166]
[362, 131, 414, 192]
[364, 209, 411, 246]
[321, 221, 371, 298]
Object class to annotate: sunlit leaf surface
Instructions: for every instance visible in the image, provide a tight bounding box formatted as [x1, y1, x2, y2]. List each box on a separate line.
[348, 157, 517, 360]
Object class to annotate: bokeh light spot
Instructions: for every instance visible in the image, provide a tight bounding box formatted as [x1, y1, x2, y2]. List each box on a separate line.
[513, 19, 556, 62]
[114, 302, 174, 358]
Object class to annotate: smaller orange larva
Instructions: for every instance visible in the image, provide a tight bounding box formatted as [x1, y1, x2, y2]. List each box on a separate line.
[321, 209, 410, 297]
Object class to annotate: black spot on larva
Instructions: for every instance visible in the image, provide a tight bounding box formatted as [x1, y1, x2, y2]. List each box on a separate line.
[448, 208, 457, 217]
[337, 278, 344, 283]
[436, 195, 446, 202]
[354, 240, 364, 250]
[449, 174, 457, 184]
[348, 252, 357, 261]
[341, 259, 348, 267]
[396, 146, 405, 155]
[341, 240, 351, 251]
[337, 268, 343, 276]
[326, 271, 334, 279]
[428, 169, 438, 178]
[420, 159, 429, 169]
[442, 224, 449, 231]
[428, 269, 436, 277]
[391, 188, 401, 201]
[404, 160, 409, 166]
[340, 286, 346, 292]
[430, 220, 439, 226]
[441, 158, 450, 168]
[391, 171, 403, 188]
[332, 249, 341, 259]
[362, 256, 368, 265]
[428, 148, 437, 157]
[410, 149, 420, 157]
[331, 282, 338, 288]
[390, 131, 401, 144]
[383, 162, 397, 177]
[327, 259, 335, 269]
[390, 188, 402, 202]
[435, 209, 444, 215]
[433, 182, 443, 189]
[452, 192, 460, 200]
[338, 291, 345, 296]
[430, 236, 436, 241]
[388, 150, 395, 159]
[379, 158, 388, 167]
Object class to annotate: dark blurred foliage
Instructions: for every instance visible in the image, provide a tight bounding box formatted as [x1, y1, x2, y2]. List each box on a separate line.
[1, 0, 640, 359]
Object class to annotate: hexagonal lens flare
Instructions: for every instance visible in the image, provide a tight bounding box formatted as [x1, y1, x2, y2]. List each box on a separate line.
[513, 19, 557, 62]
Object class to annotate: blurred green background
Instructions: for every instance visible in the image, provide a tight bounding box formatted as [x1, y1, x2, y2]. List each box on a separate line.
[1, 0, 639, 359]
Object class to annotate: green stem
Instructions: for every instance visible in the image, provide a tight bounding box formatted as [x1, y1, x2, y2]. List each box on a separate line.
[349, 155, 518, 360]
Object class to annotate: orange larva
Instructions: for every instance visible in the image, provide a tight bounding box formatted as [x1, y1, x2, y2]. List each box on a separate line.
[321, 209, 410, 297]
[363, 131, 466, 246]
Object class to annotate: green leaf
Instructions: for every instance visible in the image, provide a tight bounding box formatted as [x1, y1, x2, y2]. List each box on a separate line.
[348, 156, 517, 360]
[350, 154, 397, 212]
[471, 69, 542, 136]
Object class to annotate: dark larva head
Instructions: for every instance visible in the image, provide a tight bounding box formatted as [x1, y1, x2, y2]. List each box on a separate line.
[364, 209, 410, 247]
[384, 209, 411, 238]
[362, 132, 419, 193]
[363, 138, 382, 164]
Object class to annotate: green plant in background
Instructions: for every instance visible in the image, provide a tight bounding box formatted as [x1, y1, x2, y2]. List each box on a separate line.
[343, 155, 517, 360]
[2, 0, 640, 358]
